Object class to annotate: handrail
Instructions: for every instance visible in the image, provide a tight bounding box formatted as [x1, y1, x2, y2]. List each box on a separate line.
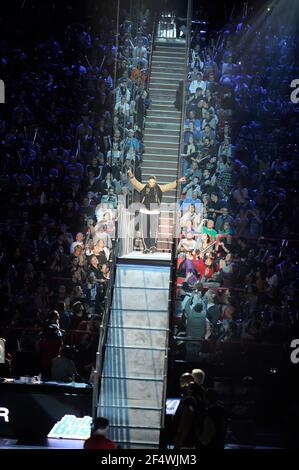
[0, 326, 99, 336]
[172, 335, 286, 348]
[92, 236, 118, 419]
[147, 14, 157, 89]
[171, 0, 193, 262]
[176, 0, 193, 188]
[168, 0, 193, 365]
[113, 0, 120, 95]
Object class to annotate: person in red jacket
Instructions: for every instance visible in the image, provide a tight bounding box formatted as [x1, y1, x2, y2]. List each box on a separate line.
[84, 417, 117, 449]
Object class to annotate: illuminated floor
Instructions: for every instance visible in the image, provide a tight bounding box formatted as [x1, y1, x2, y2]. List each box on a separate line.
[0, 438, 284, 449]
[0, 438, 84, 449]
[120, 250, 171, 261]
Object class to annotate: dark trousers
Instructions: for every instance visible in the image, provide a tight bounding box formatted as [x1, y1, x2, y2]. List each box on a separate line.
[140, 211, 159, 250]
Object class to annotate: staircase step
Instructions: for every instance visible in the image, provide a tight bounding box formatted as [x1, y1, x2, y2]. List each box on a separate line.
[142, 146, 178, 154]
[145, 126, 180, 132]
[159, 229, 174, 234]
[145, 125, 180, 132]
[159, 201, 176, 207]
[144, 134, 179, 141]
[150, 90, 176, 97]
[110, 427, 161, 448]
[150, 73, 184, 80]
[152, 63, 185, 70]
[145, 130, 180, 136]
[152, 56, 185, 63]
[150, 74, 182, 80]
[155, 39, 185, 46]
[99, 406, 162, 430]
[152, 98, 178, 104]
[144, 141, 179, 148]
[149, 114, 179, 120]
[143, 156, 178, 165]
[107, 326, 167, 349]
[142, 168, 177, 175]
[154, 49, 185, 56]
[155, 44, 186, 50]
[145, 126, 179, 132]
[144, 140, 179, 147]
[143, 156, 177, 162]
[143, 159, 177, 165]
[150, 101, 176, 106]
[147, 123, 180, 129]
[150, 87, 177, 93]
[142, 162, 177, 170]
[150, 77, 179, 86]
[109, 308, 169, 329]
[149, 104, 180, 111]
[146, 119, 180, 126]
[152, 65, 184, 72]
[144, 131, 179, 138]
[148, 121, 178, 127]
[150, 81, 178, 89]
[147, 113, 180, 120]
[147, 115, 179, 121]
[151, 67, 184, 77]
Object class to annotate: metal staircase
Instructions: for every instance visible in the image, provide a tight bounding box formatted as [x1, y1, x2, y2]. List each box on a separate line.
[142, 38, 186, 251]
[98, 263, 171, 449]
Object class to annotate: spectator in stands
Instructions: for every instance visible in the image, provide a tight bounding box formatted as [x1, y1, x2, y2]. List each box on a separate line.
[173, 372, 205, 449]
[51, 345, 77, 382]
[199, 389, 227, 449]
[84, 417, 117, 449]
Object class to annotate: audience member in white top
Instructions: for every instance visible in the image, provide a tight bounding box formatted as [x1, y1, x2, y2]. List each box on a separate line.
[70, 232, 84, 254]
[189, 71, 207, 94]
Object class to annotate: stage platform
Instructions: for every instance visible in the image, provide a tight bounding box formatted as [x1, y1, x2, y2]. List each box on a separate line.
[0, 438, 84, 449]
[119, 250, 171, 262]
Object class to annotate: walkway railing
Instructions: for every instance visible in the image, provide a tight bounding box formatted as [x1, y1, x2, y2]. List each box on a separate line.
[92, 236, 118, 419]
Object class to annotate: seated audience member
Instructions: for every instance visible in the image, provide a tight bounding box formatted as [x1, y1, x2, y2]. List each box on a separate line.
[51, 345, 77, 382]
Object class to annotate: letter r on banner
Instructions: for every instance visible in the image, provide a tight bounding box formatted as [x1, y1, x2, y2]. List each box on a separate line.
[0, 408, 9, 422]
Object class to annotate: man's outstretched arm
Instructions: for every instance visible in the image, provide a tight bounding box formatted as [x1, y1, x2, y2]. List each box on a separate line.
[127, 169, 145, 192]
[159, 176, 186, 193]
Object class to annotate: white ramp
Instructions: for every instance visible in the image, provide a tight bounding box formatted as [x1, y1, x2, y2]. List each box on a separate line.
[98, 263, 171, 449]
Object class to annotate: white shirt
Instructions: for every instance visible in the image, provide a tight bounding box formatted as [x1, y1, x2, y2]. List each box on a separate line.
[115, 87, 131, 106]
[115, 101, 130, 116]
[189, 79, 206, 95]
